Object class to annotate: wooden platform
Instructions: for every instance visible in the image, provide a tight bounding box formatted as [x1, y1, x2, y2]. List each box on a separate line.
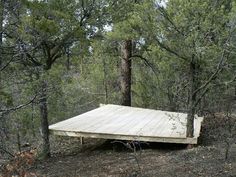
[49, 104, 204, 144]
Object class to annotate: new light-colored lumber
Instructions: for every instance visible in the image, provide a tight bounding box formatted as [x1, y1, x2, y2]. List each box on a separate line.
[49, 104, 204, 144]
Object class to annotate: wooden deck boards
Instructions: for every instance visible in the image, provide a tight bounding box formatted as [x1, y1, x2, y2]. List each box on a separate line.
[49, 104, 204, 144]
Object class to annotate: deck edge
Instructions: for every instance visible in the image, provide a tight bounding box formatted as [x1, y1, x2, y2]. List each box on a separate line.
[49, 129, 198, 144]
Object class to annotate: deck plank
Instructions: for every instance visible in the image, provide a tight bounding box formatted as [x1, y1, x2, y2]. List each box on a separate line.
[66, 106, 124, 132]
[49, 104, 204, 144]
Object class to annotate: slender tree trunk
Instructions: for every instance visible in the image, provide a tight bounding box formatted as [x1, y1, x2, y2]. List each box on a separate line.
[39, 80, 50, 158]
[102, 57, 108, 104]
[120, 40, 132, 106]
[0, 0, 3, 52]
[0, 0, 4, 86]
[0, 0, 5, 149]
[16, 127, 21, 153]
[65, 47, 70, 70]
[31, 103, 36, 137]
[186, 60, 197, 137]
[234, 85, 236, 100]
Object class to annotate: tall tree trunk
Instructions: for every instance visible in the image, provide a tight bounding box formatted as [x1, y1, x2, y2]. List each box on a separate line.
[39, 80, 50, 158]
[186, 60, 197, 137]
[120, 40, 132, 106]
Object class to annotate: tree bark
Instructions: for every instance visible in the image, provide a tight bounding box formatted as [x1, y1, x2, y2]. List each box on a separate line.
[0, 0, 4, 80]
[39, 80, 50, 158]
[0, 0, 5, 148]
[65, 47, 70, 70]
[186, 60, 197, 137]
[120, 40, 132, 106]
[0, 0, 3, 49]
[102, 57, 108, 104]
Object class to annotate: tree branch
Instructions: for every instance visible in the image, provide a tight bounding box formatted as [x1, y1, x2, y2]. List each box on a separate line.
[193, 49, 228, 95]
[0, 94, 38, 114]
[194, 86, 210, 108]
[0, 57, 14, 71]
[157, 5, 185, 37]
[0, 146, 14, 157]
[130, 55, 158, 75]
[155, 38, 189, 61]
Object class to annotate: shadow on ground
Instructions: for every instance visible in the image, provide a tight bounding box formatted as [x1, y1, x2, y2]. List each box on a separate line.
[94, 140, 187, 152]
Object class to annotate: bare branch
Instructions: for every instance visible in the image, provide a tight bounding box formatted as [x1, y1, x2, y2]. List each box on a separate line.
[131, 54, 159, 75]
[155, 38, 189, 61]
[0, 57, 14, 71]
[0, 94, 38, 115]
[0, 146, 14, 157]
[224, 75, 236, 85]
[194, 86, 210, 108]
[157, 5, 185, 37]
[193, 49, 228, 95]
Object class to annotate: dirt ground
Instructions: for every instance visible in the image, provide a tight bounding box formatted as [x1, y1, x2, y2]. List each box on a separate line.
[31, 140, 235, 177]
[1, 113, 236, 177]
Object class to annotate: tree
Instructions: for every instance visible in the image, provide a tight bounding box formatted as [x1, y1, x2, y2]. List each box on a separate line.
[1, 0, 236, 161]
[120, 40, 132, 106]
[0, 0, 21, 153]
[16, 0, 99, 158]
[149, 0, 234, 137]
[107, 1, 152, 106]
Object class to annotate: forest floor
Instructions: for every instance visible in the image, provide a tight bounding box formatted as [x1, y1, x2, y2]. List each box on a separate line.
[1, 113, 236, 177]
